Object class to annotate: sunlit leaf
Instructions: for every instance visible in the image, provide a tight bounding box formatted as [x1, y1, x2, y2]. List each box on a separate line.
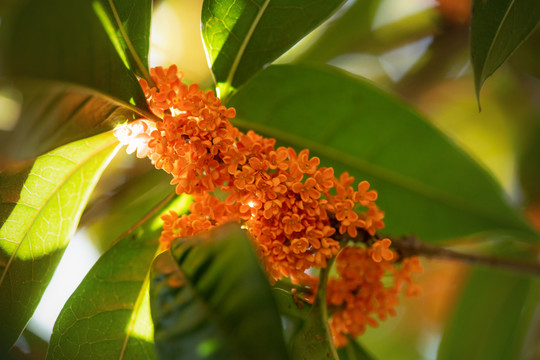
[0, 132, 120, 352]
[471, 0, 540, 99]
[47, 194, 190, 360]
[201, 0, 346, 98]
[0, 0, 152, 160]
[438, 267, 540, 360]
[228, 64, 537, 242]
[92, 0, 152, 80]
[151, 223, 290, 360]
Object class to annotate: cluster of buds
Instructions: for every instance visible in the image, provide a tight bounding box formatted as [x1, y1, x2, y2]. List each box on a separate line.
[114, 65, 422, 346]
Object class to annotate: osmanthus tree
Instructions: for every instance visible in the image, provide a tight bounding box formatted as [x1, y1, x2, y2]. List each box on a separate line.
[1, 0, 540, 359]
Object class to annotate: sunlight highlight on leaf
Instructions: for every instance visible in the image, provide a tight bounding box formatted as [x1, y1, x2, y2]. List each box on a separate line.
[0, 131, 120, 352]
[202, 0, 346, 98]
[47, 194, 191, 360]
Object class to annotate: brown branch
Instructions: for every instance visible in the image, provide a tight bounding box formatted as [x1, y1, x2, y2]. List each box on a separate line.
[389, 235, 540, 276]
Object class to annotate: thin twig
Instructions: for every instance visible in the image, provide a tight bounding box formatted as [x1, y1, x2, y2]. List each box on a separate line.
[389, 235, 540, 276]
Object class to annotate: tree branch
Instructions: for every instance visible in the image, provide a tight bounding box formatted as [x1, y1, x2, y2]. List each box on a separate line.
[389, 235, 540, 276]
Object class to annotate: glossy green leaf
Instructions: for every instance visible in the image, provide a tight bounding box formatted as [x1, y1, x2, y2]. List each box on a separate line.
[437, 268, 540, 360]
[0, 79, 152, 162]
[201, 0, 346, 98]
[0, 132, 120, 352]
[471, 0, 540, 99]
[47, 194, 190, 360]
[151, 223, 290, 360]
[228, 64, 537, 242]
[92, 0, 152, 79]
[0, 0, 153, 160]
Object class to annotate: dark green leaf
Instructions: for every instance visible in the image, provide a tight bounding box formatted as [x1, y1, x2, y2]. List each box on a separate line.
[151, 223, 290, 360]
[47, 194, 191, 360]
[92, 0, 152, 79]
[201, 0, 346, 98]
[0, 132, 119, 352]
[337, 337, 376, 360]
[471, 0, 540, 99]
[6, 329, 49, 360]
[437, 268, 540, 360]
[0, 0, 153, 160]
[228, 64, 537, 242]
[0, 79, 152, 162]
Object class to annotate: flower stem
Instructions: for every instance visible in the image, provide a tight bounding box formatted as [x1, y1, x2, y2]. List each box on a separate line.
[315, 258, 339, 360]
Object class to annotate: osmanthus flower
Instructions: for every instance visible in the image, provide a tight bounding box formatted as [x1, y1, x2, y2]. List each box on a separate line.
[114, 65, 423, 347]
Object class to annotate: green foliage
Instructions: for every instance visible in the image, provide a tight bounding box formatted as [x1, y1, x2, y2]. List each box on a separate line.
[2, 0, 540, 359]
[0, 0, 153, 160]
[150, 223, 290, 360]
[201, 0, 345, 98]
[287, 265, 337, 360]
[47, 194, 190, 360]
[0, 81, 145, 162]
[228, 64, 535, 242]
[0, 132, 119, 352]
[92, 0, 153, 79]
[471, 0, 540, 99]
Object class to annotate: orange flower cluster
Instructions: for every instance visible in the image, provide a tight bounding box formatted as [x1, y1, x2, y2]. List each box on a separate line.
[114, 65, 422, 347]
[327, 243, 423, 347]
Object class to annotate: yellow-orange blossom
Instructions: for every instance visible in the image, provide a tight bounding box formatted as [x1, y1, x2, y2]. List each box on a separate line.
[114, 65, 422, 347]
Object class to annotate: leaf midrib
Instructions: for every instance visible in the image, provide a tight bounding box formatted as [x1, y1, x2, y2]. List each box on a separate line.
[0, 134, 118, 289]
[480, 0, 516, 81]
[15, 76, 159, 122]
[232, 118, 531, 234]
[220, 0, 271, 98]
[106, 0, 153, 86]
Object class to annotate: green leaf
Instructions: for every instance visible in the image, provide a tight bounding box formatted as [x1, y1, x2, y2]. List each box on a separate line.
[337, 337, 376, 360]
[151, 223, 290, 360]
[0, 79, 152, 162]
[92, 0, 152, 80]
[82, 168, 174, 251]
[437, 268, 540, 360]
[471, 0, 540, 100]
[228, 64, 537, 242]
[47, 194, 191, 360]
[0, 0, 153, 160]
[7, 329, 49, 360]
[201, 0, 346, 98]
[0, 132, 120, 352]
